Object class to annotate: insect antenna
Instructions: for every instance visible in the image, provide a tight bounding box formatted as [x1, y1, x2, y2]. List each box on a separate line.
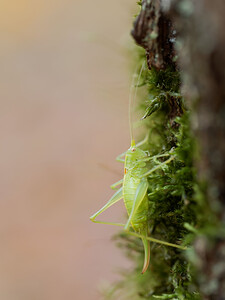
[129, 61, 145, 147]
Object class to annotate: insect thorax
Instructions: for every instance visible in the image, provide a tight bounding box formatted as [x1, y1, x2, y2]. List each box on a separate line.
[125, 147, 147, 177]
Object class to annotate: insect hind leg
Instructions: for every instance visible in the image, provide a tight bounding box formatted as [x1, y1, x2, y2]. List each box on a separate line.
[124, 230, 187, 250]
[90, 187, 123, 222]
[90, 220, 125, 227]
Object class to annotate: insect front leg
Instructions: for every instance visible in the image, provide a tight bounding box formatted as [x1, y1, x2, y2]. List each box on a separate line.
[138, 153, 171, 163]
[116, 151, 126, 163]
[141, 156, 175, 178]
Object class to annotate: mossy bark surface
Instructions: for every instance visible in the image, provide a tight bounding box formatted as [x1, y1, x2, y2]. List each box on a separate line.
[103, 1, 225, 299]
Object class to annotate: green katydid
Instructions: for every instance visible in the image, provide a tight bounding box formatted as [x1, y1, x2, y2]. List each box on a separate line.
[90, 62, 186, 273]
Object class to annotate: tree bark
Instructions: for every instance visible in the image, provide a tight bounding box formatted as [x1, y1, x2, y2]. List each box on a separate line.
[132, 0, 176, 70]
[171, 1, 225, 298]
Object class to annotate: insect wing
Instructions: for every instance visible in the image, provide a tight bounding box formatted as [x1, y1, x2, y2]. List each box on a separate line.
[124, 179, 148, 230]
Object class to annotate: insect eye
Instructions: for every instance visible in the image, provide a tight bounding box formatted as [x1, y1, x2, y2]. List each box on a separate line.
[131, 148, 136, 152]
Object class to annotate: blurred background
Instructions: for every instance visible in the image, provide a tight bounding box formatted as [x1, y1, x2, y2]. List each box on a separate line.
[0, 0, 137, 299]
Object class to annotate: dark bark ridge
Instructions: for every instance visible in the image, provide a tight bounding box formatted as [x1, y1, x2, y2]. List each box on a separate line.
[132, 0, 176, 70]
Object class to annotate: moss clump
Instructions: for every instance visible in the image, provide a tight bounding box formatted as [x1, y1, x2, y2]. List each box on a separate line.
[102, 56, 201, 300]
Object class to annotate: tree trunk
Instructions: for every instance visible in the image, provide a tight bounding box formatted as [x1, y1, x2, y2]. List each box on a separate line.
[104, 1, 225, 299]
[132, 0, 225, 299]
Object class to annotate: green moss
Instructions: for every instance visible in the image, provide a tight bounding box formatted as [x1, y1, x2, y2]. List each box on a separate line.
[102, 55, 203, 299]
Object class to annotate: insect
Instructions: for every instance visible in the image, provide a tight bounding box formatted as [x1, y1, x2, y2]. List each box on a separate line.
[90, 62, 186, 273]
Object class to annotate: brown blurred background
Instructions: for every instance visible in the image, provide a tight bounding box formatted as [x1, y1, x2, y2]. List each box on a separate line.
[0, 0, 137, 299]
